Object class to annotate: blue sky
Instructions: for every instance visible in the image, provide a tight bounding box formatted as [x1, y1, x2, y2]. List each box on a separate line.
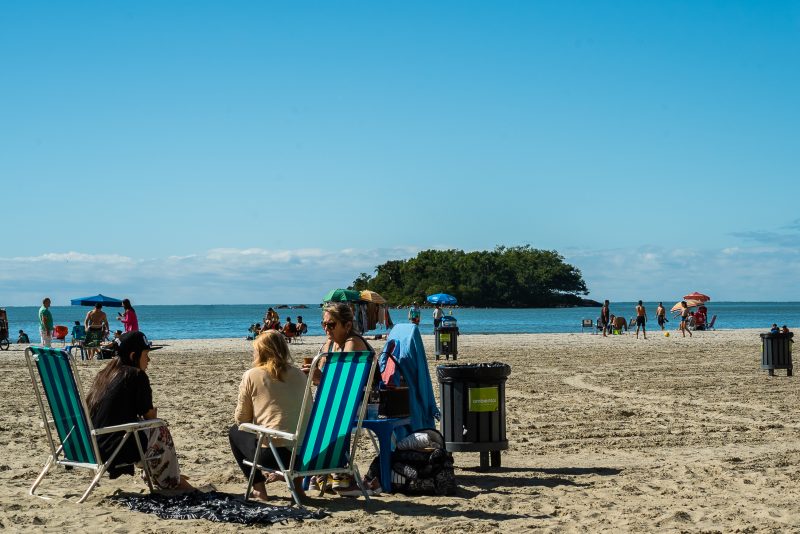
[2, 1, 798, 305]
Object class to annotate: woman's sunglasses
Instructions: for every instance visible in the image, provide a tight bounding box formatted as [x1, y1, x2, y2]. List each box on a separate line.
[321, 321, 338, 330]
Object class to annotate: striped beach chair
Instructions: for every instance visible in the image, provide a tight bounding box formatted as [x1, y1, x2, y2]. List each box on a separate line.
[238, 350, 377, 507]
[25, 346, 168, 503]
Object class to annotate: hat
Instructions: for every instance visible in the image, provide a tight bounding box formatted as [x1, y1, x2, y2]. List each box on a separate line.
[115, 331, 161, 356]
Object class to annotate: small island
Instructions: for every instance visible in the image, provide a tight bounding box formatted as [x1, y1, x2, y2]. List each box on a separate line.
[350, 245, 597, 308]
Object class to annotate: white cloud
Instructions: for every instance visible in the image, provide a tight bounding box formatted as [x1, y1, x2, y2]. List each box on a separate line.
[0, 247, 418, 305]
[0, 243, 797, 305]
[566, 245, 800, 301]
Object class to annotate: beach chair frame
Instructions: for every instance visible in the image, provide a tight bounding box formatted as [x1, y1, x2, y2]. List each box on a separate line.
[238, 349, 377, 507]
[25, 346, 167, 503]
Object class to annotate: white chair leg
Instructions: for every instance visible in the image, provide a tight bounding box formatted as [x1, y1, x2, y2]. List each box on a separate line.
[77, 467, 107, 504]
[134, 429, 156, 492]
[244, 433, 265, 500]
[29, 456, 54, 496]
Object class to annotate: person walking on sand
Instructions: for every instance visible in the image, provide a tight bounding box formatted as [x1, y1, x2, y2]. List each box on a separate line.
[656, 302, 667, 330]
[600, 300, 611, 337]
[38, 297, 54, 347]
[679, 301, 693, 338]
[635, 300, 647, 339]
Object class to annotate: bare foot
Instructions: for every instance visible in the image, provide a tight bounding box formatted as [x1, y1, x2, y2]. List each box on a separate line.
[176, 474, 194, 491]
[265, 471, 285, 484]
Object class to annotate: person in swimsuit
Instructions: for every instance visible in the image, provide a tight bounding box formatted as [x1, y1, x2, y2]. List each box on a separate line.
[635, 300, 647, 339]
[85, 303, 110, 360]
[656, 302, 667, 330]
[679, 301, 693, 338]
[600, 300, 611, 337]
[309, 302, 372, 495]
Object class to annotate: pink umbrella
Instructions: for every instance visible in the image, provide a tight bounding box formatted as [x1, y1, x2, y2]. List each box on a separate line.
[671, 299, 702, 312]
[683, 292, 710, 302]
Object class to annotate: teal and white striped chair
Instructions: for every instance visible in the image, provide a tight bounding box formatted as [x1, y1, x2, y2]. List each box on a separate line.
[238, 350, 377, 507]
[25, 346, 168, 503]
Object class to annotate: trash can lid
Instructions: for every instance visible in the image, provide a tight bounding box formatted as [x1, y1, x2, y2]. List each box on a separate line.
[437, 362, 511, 381]
[760, 332, 794, 339]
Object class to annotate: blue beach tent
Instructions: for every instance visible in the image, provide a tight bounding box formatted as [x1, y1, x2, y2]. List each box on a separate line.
[70, 294, 124, 307]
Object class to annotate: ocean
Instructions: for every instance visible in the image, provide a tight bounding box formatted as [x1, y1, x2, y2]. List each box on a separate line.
[2, 302, 798, 342]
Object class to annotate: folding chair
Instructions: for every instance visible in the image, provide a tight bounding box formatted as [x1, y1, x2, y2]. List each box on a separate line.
[238, 350, 377, 507]
[706, 315, 717, 330]
[25, 346, 167, 503]
[581, 319, 594, 333]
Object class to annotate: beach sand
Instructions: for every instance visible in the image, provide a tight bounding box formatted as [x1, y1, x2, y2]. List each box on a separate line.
[2, 329, 799, 532]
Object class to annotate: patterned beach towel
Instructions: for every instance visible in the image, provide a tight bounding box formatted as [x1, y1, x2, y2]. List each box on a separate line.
[108, 490, 327, 525]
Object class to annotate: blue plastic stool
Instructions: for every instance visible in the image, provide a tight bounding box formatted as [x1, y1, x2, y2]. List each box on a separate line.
[360, 417, 411, 493]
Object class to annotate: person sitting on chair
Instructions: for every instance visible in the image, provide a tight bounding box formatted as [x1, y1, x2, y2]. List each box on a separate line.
[229, 330, 310, 501]
[86, 331, 193, 491]
[282, 317, 297, 341]
[295, 316, 307, 337]
[17, 330, 30, 344]
[85, 304, 109, 360]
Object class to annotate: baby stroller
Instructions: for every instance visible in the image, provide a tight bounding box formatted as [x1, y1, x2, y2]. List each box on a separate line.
[0, 308, 9, 351]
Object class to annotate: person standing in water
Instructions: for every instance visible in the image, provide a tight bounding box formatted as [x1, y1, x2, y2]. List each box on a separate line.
[635, 300, 647, 339]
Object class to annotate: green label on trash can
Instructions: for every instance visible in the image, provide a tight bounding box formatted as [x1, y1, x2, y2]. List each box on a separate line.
[439, 333, 450, 342]
[468, 386, 498, 412]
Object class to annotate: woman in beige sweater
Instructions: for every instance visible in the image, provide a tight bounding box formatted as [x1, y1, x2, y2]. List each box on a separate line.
[228, 330, 310, 501]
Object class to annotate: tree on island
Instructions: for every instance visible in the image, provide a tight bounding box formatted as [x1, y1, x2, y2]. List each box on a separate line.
[350, 246, 589, 307]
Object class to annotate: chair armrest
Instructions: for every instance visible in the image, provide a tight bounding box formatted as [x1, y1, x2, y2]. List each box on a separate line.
[93, 418, 168, 435]
[238, 423, 295, 442]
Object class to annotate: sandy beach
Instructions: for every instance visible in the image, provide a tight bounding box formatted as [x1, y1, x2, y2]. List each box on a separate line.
[2, 329, 799, 532]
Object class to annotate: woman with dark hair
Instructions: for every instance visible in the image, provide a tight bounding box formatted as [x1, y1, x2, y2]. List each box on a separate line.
[117, 298, 139, 333]
[229, 330, 310, 501]
[86, 331, 192, 490]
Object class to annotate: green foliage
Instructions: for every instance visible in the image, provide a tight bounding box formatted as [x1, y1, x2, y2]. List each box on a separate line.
[349, 245, 588, 307]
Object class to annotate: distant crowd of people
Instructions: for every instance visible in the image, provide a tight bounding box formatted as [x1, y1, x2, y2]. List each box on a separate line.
[31, 297, 140, 360]
[248, 308, 307, 342]
[598, 299, 712, 339]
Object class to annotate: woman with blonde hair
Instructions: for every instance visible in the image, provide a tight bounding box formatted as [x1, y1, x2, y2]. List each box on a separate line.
[228, 330, 310, 501]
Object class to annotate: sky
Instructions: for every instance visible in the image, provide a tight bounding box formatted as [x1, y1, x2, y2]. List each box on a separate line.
[1, 1, 799, 305]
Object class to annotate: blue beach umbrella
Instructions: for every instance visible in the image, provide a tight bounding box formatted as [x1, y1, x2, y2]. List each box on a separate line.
[70, 294, 124, 307]
[426, 293, 457, 305]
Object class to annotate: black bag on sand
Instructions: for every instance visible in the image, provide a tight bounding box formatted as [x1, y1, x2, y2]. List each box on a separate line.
[366, 428, 457, 496]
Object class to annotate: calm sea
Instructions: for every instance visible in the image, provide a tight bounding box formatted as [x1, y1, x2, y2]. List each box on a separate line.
[2, 302, 798, 341]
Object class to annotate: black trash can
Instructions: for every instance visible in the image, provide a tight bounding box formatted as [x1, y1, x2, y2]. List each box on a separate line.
[437, 362, 511, 469]
[434, 316, 459, 360]
[761, 332, 794, 376]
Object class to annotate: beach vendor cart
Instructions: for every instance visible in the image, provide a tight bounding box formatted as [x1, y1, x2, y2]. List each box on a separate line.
[0, 308, 9, 350]
[427, 293, 459, 360]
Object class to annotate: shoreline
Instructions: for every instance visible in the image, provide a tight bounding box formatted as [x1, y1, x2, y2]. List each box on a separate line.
[2, 330, 797, 532]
